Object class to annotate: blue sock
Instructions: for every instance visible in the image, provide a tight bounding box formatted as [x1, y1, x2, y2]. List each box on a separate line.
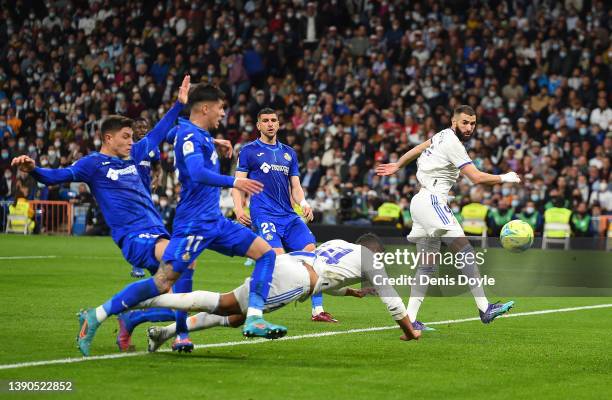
[173, 269, 194, 338]
[122, 308, 176, 332]
[102, 278, 160, 316]
[248, 250, 276, 310]
[311, 291, 323, 309]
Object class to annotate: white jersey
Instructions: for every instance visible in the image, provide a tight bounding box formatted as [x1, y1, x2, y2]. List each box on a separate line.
[312, 240, 408, 321]
[416, 128, 472, 198]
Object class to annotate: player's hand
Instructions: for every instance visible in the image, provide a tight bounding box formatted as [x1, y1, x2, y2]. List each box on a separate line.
[346, 287, 377, 298]
[214, 138, 233, 158]
[376, 162, 399, 176]
[400, 331, 421, 341]
[11, 155, 36, 172]
[235, 208, 252, 226]
[500, 171, 521, 184]
[234, 177, 263, 195]
[302, 204, 314, 222]
[177, 75, 191, 104]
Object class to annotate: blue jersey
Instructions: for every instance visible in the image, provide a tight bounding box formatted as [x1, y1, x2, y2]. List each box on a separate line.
[136, 147, 159, 190]
[172, 118, 235, 234]
[237, 139, 300, 217]
[31, 101, 184, 245]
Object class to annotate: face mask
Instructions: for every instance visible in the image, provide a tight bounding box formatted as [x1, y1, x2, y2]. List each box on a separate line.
[245, 125, 254, 132]
[502, 188, 511, 196]
[165, 189, 173, 198]
[579, 127, 587, 135]
[94, 139, 101, 147]
[4, 171, 11, 179]
[316, 191, 325, 198]
[452, 206, 460, 213]
[18, 141, 25, 149]
[36, 130, 45, 138]
[162, 143, 170, 152]
[48, 150, 56, 157]
[41, 159, 49, 166]
[159, 200, 168, 208]
[409, 179, 417, 185]
[530, 194, 539, 202]
[54, 140, 61, 148]
[28, 145, 36, 152]
[511, 199, 519, 207]
[600, 183, 608, 192]
[1, 152, 8, 159]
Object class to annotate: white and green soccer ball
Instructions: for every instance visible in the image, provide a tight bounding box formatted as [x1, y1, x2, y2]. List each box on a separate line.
[500, 220, 534, 252]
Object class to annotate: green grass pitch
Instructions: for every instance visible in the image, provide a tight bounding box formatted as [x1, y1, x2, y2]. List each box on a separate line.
[0, 235, 610, 399]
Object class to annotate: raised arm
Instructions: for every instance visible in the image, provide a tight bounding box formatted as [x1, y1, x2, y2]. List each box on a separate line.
[460, 163, 520, 185]
[376, 139, 431, 176]
[131, 75, 190, 161]
[12, 155, 83, 185]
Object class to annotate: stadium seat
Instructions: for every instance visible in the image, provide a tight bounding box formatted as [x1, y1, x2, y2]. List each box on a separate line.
[541, 222, 571, 250]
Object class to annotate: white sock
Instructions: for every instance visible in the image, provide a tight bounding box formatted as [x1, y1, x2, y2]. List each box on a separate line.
[406, 297, 424, 323]
[188, 313, 230, 331]
[312, 306, 325, 316]
[457, 245, 489, 312]
[246, 307, 262, 317]
[138, 291, 220, 312]
[95, 306, 108, 323]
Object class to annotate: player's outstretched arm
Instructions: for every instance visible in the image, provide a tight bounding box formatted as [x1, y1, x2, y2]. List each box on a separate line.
[290, 176, 313, 222]
[11, 155, 79, 185]
[184, 154, 263, 195]
[376, 139, 431, 176]
[232, 171, 252, 226]
[460, 163, 521, 185]
[132, 75, 190, 160]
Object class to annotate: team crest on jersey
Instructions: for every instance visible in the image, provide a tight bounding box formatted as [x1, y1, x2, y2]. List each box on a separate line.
[265, 234, 273, 241]
[284, 152, 291, 161]
[148, 150, 155, 158]
[182, 252, 191, 261]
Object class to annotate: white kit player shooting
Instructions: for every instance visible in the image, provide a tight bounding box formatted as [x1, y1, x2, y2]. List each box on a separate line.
[134, 234, 421, 350]
[377, 105, 520, 330]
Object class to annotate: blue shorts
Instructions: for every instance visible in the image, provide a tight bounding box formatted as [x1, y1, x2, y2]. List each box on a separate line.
[162, 217, 257, 273]
[252, 213, 315, 252]
[120, 230, 169, 274]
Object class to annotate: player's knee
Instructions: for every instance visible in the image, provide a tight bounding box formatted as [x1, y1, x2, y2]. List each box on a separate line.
[303, 243, 316, 252]
[246, 237, 272, 259]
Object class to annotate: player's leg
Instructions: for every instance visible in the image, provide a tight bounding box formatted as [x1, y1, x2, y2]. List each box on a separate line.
[283, 216, 337, 322]
[442, 233, 514, 323]
[207, 218, 287, 338]
[404, 190, 444, 331]
[77, 236, 194, 356]
[116, 236, 176, 351]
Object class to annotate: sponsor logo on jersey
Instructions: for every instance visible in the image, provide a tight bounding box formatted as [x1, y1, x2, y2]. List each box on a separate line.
[259, 162, 289, 174]
[184, 133, 194, 140]
[139, 160, 151, 167]
[284, 152, 291, 161]
[210, 151, 218, 165]
[257, 152, 264, 156]
[106, 165, 138, 181]
[101, 161, 111, 165]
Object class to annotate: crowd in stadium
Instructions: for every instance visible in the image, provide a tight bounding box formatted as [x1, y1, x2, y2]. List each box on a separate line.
[0, 0, 610, 237]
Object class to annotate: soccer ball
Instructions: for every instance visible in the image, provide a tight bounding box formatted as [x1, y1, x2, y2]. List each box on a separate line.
[500, 220, 534, 252]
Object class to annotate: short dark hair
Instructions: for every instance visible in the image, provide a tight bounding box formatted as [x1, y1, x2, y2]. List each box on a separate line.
[101, 115, 133, 136]
[257, 107, 277, 120]
[355, 233, 385, 253]
[453, 105, 476, 117]
[187, 84, 226, 108]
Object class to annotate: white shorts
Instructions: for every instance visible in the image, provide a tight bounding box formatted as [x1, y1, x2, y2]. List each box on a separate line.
[407, 188, 464, 241]
[233, 254, 311, 314]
